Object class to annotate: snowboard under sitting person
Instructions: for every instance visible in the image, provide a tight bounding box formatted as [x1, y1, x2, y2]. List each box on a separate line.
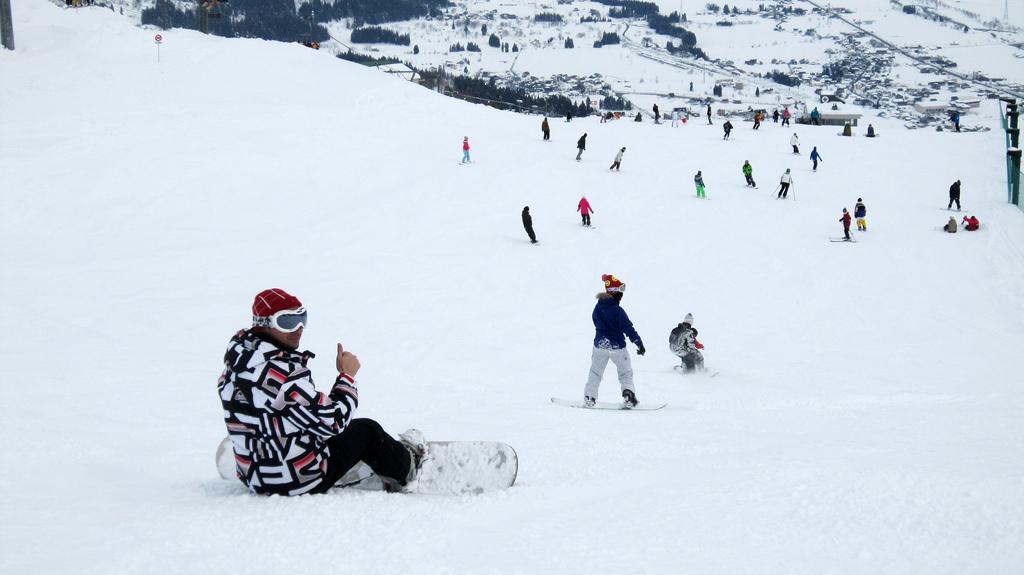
[583, 275, 645, 409]
[217, 288, 426, 496]
[669, 313, 705, 373]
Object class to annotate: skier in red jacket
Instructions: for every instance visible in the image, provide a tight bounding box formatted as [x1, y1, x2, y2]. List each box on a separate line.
[840, 208, 852, 240]
[962, 215, 980, 231]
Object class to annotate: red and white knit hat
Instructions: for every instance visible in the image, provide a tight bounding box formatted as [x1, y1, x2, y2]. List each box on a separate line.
[602, 274, 625, 294]
[252, 288, 302, 320]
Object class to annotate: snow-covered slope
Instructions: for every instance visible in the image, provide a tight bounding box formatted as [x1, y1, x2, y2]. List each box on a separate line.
[2, 2, 1024, 573]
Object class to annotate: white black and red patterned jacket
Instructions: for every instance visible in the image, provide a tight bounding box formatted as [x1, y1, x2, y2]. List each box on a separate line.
[217, 329, 358, 495]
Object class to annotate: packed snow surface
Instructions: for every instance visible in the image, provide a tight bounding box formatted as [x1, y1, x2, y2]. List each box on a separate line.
[2, 2, 1023, 574]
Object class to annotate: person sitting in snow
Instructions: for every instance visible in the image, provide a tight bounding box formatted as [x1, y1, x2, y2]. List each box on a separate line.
[944, 216, 958, 233]
[669, 313, 705, 373]
[962, 215, 980, 231]
[217, 288, 426, 495]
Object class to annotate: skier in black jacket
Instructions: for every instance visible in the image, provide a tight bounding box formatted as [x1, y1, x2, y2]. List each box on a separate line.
[522, 206, 537, 244]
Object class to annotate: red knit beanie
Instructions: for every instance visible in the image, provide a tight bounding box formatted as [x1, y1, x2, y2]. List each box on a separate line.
[252, 288, 303, 319]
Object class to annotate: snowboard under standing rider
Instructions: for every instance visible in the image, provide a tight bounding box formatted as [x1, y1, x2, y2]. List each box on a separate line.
[583, 275, 645, 409]
[669, 313, 704, 373]
[217, 288, 426, 496]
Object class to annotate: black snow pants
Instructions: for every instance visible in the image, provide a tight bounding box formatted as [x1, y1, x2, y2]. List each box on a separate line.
[581, 213, 591, 226]
[948, 194, 961, 210]
[778, 183, 790, 198]
[312, 418, 411, 493]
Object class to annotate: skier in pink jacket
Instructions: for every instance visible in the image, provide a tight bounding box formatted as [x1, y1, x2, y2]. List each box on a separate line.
[577, 196, 594, 227]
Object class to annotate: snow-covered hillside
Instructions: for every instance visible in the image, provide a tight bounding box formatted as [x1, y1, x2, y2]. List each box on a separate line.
[2, 1, 1024, 573]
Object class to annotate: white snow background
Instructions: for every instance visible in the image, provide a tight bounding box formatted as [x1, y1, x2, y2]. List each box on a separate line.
[2, 1, 1024, 573]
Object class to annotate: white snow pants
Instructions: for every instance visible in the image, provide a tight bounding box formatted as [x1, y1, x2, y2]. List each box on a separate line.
[584, 346, 635, 399]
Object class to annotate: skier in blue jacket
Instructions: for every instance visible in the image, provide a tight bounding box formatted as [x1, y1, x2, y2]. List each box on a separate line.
[583, 274, 645, 408]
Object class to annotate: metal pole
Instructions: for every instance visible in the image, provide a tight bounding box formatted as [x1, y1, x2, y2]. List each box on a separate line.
[1, 0, 15, 51]
[1009, 149, 1022, 207]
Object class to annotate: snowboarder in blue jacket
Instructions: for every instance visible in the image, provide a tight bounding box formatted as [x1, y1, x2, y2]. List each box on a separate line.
[583, 274, 645, 409]
[810, 147, 823, 171]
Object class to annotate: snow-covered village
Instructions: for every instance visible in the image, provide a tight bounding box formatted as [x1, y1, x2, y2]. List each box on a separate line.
[1, 0, 1023, 573]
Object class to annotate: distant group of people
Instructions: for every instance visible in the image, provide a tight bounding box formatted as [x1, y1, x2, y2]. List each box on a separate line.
[506, 105, 977, 247]
[65, 0, 94, 6]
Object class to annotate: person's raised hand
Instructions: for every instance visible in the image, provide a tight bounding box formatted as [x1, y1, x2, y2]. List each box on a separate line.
[336, 343, 361, 378]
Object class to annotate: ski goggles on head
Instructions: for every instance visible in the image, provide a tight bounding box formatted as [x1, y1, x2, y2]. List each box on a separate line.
[253, 307, 307, 333]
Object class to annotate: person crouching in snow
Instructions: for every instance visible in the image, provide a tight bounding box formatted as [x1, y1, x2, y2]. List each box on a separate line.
[583, 275, 645, 409]
[217, 288, 426, 495]
[669, 313, 705, 373]
[962, 215, 980, 231]
[577, 196, 594, 226]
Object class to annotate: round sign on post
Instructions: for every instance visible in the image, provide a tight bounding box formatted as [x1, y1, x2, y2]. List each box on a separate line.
[154, 34, 163, 43]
